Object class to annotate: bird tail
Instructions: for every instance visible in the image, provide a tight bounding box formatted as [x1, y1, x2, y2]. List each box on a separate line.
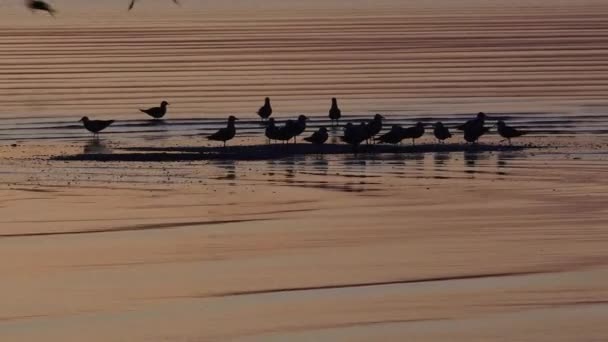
[303, 137, 313, 143]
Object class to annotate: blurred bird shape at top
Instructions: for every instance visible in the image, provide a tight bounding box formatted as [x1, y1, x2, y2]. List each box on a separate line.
[329, 98, 341, 127]
[207, 116, 238, 147]
[128, 0, 180, 11]
[140, 101, 169, 119]
[433, 122, 452, 143]
[79, 116, 114, 138]
[497, 120, 526, 145]
[304, 127, 329, 145]
[257, 97, 272, 122]
[26, 0, 55, 16]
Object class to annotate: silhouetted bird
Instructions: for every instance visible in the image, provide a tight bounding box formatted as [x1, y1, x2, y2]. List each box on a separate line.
[265, 118, 280, 143]
[282, 115, 308, 143]
[464, 125, 490, 144]
[128, 0, 179, 11]
[79, 116, 114, 137]
[257, 97, 272, 122]
[329, 98, 341, 127]
[433, 122, 452, 143]
[401, 122, 425, 146]
[365, 114, 385, 143]
[497, 120, 526, 145]
[341, 122, 368, 147]
[457, 112, 486, 131]
[140, 101, 169, 119]
[208, 116, 237, 147]
[377, 125, 405, 145]
[27, 0, 55, 16]
[304, 127, 329, 145]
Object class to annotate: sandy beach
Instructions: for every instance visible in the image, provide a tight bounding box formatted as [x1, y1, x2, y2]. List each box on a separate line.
[1, 0, 608, 341]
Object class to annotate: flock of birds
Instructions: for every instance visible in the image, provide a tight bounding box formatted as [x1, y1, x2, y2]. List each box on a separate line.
[25, 0, 179, 15]
[78, 97, 527, 149]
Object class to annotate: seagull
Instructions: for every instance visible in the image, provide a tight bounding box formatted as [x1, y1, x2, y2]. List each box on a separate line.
[282, 115, 308, 143]
[377, 125, 405, 145]
[140, 101, 169, 119]
[26, 0, 55, 16]
[464, 125, 490, 144]
[365, 114, 385, 143]
[128, 0, 180, 11]
[433, 122, 452, 143]
[497, 120, 526, 145]
[257, 97, 272, 122]
[457, 112, 486, 131]
[304, 127, 329, 145]
[329, 98, 341, 127]
[79, 116, 114, 138]
[208, 116, 237, 147]
[341, 122, 368, 147]
[265, 118, 280, 143]
[401, 122, 425, 146]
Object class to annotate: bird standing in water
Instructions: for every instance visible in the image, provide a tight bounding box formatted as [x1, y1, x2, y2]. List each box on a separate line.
[328, 98, 341, 127]
[457, 112, 486, 131]
[128, 0, 180, 11]
[282, 115, 308, 143]
[341, 122, 368, 148]
[26, 0, 56, 16]
[377, 125, 405, 145]
[140, 101, 169, 119]
[265, 118, 280, 144]
[79, 117, 114, 138]
[433, 122, 452, 143]
[304, 127, 329, 145]
[497, 120, 526, 145]
[365, 114, 385, 143]
[401, 122, 425, 146]
[257, 97, 272, 122]
[208, 116, 238, 147]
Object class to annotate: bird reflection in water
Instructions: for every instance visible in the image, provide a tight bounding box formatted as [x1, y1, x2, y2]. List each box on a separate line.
[211, 159, 237, 183]
[83, 139, 112, 154]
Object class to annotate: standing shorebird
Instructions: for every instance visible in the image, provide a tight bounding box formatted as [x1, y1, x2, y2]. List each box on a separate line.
[377, 125, 405, 145]
[26, 0, 55, 16]
[257, 97, 272, 122]
[328, 98, 341, 127]
[497, 120, 526, 145]
[457, 112, 486, 131]
[128, 0, 180, 11]
[401, 122, 425, 146]
[265, 118, 280, 144]
[140, 101, 169, 119]
[341, 122, 368, 147]
[282, 115, 308, 143]
[304, 127, 329, 145]
[79, 117, 114, 138]
[365, 114, 385, 143]
[208, 116, 238, 147]
[433, 122, 452, 143]
[464, 125, 490, 144]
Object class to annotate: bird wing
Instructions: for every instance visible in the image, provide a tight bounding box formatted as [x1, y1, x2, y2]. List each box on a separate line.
[208, 128, 227, 140]
[128, 0, 136, 10]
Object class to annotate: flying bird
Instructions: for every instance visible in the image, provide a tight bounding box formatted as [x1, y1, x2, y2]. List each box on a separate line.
[129, 0, 180, 11]
[207, 116, 238, 147]
[140, 101, 169, 119]
[79, 117, 114, 138]
[433, 122, 452, 143]
[257, 97, 272, 122]
[26, 0, 55, 16]
[304, 127, 329, 145]
[328, 98, 341, 127]
[497, 120, 526, 145]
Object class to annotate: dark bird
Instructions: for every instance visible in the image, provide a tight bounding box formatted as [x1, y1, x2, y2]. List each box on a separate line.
[341, 122, 368, 147]
[140, 101, 169, 119]
[257, 97, 272, 122]
[265, 118, 280, 143]
[433, 122, 452, 143]
[79, 116, 114, 138]
[457, 112, 486, 131]
[401, 122, 425, 146]
[464, 125, 490, 144]
[27, 0, 55, 16]
[128, 0, 180, 11]
[497, 120, 526, 145]
[208, 116, 237, 147]
[304, 127, 329, 145]
[329, 98, 341, 127]
[365, 114, 385, 143]
[282, 115, 308, 143]
[377, 125, 405, 145]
